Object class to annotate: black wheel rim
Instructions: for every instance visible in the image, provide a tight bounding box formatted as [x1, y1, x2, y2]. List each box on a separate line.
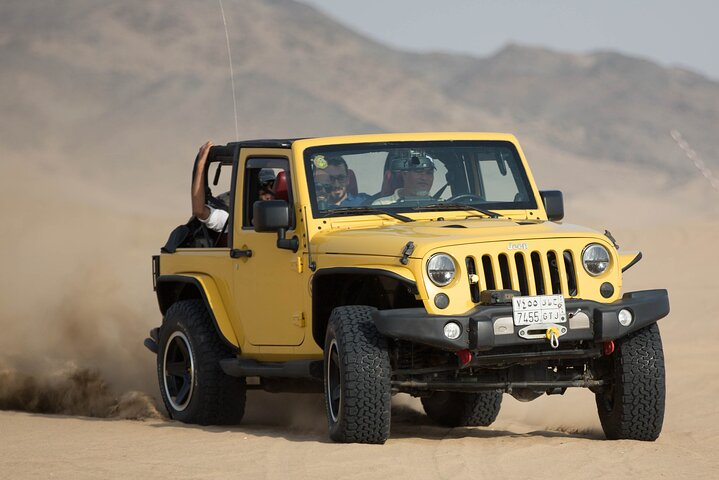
[163, 331, 195, 412]
[327, 339, 342, 422]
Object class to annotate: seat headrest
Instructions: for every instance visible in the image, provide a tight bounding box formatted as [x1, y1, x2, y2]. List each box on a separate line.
[274, 171, 289, 201]
[347, 169, 358, 196]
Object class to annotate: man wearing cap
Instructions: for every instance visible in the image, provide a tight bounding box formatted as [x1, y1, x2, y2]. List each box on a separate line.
[373, 150, 436, 205]
[258, 168, 276, 201]
[191, 142, 275, 233]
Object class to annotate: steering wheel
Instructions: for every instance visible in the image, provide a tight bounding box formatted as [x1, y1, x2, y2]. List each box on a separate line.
[447, 193, 484, 203]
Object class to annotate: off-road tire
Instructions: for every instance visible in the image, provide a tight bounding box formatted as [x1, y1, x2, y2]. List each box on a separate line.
[421, 391, 503, 428]
[595, 323, 665, 441]
[157, 299, 246, 425]
[323, 305, 391, 444]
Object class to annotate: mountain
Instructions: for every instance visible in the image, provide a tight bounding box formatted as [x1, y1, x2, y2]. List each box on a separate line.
[408, 43, 719, 174]
[3, 0, 718, 203]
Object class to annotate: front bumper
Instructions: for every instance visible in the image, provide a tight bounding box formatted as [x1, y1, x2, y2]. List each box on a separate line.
[373, 289, 669, 352]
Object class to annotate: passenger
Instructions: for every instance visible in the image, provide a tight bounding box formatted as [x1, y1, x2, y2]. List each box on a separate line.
[191, 141, 229, 233]
[323, 155, 370, 206]
[258, 168, 276, 201]
[373, 151, 436, 205]
[313, 167, 333, 210]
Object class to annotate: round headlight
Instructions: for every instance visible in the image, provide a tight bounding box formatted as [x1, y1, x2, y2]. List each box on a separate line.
[582, 243, 610, 276]
[427, 253, 456, 287]
[618, 309, 633, 327]
[443, 322, 462, 340]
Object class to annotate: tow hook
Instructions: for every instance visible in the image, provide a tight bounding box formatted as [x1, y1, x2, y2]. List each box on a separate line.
[545, 327, 560, 349]
[456, 349, 473, 367]
[603, 340, 615, 356]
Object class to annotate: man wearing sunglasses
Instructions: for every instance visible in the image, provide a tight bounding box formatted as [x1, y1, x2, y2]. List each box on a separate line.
[323, 156, 369, 206]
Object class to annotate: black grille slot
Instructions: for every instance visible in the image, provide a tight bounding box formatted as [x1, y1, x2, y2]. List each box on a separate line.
[547, 251, 561, 294]
[563, 250, 578, 296]
[498, 254, 511, 289]
[482, 255, 496, 289]
[514, 253, 529, 295]
[530, 252, 545, 294]
[466, 256, 480, 303]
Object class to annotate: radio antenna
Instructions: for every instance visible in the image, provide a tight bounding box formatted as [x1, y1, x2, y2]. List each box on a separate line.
[218, 0, 239, 141]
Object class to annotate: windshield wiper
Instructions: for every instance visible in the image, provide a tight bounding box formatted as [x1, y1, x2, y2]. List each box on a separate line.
[413, 202, 502, 218]
[320, 206, 414, 223]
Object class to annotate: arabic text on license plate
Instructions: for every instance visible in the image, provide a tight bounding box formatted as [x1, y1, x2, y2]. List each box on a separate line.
[512, 294, 567, 326]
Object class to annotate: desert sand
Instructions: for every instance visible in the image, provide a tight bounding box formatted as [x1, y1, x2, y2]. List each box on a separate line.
[2, 1, 719, 478]
[2, 220, 718, 479]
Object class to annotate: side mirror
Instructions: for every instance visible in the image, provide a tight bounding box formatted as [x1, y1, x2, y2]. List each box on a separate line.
[253, 200, 290, 232]
[253, 200, 298, 252]
[540, 190, 564, 222]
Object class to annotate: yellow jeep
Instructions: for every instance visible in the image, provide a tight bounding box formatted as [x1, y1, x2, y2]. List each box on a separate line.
[145, 133, 669, 444]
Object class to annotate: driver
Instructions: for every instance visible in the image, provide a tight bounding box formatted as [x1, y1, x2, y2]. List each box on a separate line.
[373, 150, 436, 205]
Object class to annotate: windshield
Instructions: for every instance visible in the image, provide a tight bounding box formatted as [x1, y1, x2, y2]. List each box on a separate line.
[304, 141, 537, 217]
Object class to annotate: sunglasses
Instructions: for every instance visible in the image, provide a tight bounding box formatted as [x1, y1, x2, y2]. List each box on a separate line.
[315, 183, 334, 194]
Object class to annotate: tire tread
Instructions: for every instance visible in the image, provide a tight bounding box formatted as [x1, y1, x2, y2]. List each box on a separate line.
[158, 299, 246, 425]
[596, 323, 665, 441]
[325, 305, 391, 444]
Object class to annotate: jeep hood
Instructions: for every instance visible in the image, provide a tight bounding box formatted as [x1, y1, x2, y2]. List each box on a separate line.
[310, 219, 604, 258]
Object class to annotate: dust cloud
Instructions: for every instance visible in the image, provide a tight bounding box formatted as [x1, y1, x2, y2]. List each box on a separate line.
[0, 256, 163, 419]
[0, 362, 160, 419]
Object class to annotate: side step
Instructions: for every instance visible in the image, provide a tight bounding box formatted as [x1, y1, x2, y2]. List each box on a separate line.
[220, 358, 323, 380]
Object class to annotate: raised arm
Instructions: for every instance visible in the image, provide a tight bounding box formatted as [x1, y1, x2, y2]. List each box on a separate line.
[191, 141, 213, 220]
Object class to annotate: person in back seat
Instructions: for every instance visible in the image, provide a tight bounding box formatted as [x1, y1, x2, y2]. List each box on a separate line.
[192, 141, 230, 233]
[257, 168, 276, 201]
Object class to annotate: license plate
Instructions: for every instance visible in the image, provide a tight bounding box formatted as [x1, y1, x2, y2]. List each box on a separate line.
[512, 294, 567, 326]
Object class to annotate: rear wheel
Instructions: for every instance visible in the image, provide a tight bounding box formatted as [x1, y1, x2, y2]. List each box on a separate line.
[421, 391, 502, 427]
[323, 305, 391, 444]
[595, 323, 665, 440]
[157, 300, 246, 425]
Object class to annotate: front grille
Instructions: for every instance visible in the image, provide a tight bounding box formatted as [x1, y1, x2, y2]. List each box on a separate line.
[466, 249, 578, 301]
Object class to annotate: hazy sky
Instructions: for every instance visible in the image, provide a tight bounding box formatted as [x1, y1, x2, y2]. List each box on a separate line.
[300, 0, 719, 80]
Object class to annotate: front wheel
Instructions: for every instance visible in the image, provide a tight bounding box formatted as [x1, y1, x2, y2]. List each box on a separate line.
[421, 391, 502, 427]
[324, 305, 391, 444]
[595, 323, 666, 440]
[157, 300, 246, 425]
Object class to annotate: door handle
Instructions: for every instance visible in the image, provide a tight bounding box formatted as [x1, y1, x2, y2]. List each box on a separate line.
[230, 249, 252, 258]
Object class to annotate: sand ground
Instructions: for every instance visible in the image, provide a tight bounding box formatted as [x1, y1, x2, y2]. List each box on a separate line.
[2, 221, 718, 479]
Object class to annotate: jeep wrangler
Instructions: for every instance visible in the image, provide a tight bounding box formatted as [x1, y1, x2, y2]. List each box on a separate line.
[145, 133, 668, 444]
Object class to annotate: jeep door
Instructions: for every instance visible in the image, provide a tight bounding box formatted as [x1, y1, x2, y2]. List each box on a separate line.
[231, 150, 305, 346]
